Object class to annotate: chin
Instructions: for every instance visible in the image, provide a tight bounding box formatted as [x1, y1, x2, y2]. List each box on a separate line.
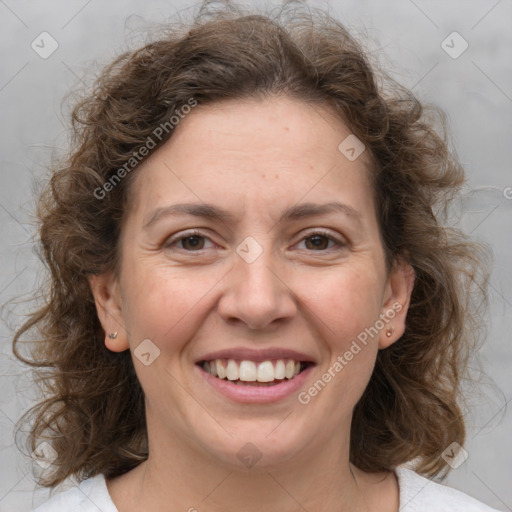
[196, 419, 311, 471]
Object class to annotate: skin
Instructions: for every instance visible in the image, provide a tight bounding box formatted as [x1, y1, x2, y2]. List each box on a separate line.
[90, 95, 414, 512]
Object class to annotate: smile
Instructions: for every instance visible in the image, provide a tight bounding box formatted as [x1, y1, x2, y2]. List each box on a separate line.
[196, 357, 315, 403]
[199, 359, 310, 385]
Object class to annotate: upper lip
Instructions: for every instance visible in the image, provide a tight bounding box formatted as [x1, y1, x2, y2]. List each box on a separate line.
[196, 347, 316, 364]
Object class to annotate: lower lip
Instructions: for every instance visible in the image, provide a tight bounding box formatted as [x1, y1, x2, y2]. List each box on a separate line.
[197, 364, 315, 404]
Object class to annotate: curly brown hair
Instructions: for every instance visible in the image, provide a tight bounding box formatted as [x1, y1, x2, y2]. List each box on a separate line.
[13, 1, 489, 487]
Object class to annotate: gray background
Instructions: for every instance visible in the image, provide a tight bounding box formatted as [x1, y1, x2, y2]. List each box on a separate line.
[0, 0, 510, 510]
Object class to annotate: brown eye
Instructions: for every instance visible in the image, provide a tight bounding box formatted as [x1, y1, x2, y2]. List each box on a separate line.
[180, 235, 206, 250]
[164, 230, 215, 251]
[304, 234, 331, 250]
[293, 229, 346, 253]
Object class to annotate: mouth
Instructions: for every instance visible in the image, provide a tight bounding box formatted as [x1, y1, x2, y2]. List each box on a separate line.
[195, 348, 317, 403]
[197, 358, 314, 387]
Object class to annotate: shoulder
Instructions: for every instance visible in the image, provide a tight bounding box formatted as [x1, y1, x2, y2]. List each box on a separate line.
[32, 474, 118, 512]
[396, 466, 503, 512]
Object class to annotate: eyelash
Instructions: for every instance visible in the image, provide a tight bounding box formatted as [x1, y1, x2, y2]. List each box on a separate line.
[164, 229, 345, 253]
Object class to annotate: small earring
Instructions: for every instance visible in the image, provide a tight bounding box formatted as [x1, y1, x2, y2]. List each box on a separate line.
[385, 327, 394, 338]
[108, 332, 118, 339]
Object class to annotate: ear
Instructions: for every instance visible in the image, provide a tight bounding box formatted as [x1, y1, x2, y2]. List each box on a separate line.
[88, 273, 129, 353]
[378, 258, 415, 349]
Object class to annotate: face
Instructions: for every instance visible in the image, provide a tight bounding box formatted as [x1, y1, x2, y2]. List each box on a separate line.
[91, 96, 413, 471]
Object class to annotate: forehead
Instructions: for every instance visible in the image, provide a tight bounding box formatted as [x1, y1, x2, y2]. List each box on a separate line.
[125, 96, 375, 221]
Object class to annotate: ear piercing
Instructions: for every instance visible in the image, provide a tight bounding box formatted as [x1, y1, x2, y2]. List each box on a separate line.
[108, 332, 118, 339]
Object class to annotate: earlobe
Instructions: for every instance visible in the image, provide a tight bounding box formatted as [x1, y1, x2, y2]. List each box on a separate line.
[378, 259, 415, 350]
[88, 273, 130, 353]
[104, 329, 129, 352]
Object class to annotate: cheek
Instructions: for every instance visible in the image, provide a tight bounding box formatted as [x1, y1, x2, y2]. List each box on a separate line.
[120, 259, 222, 346]
[293, 267, 383, 404]
[295, 265, 385, 345]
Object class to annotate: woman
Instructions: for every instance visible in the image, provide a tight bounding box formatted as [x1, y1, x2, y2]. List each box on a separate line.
[14, 2, 500, 511]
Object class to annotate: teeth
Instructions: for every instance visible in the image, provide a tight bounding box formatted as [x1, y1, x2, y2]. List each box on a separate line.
[226, 359, 239, 381]
[275, 360, 285, 379]
[202, 359, 306, 383]
[216, 360, 227, 379]
[239, 360, 257, 381]
[257, 361, 275, 382]
[285, 360, 295, 379]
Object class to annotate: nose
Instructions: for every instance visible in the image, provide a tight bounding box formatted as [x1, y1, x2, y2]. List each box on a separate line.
[217, 243, 297, 330]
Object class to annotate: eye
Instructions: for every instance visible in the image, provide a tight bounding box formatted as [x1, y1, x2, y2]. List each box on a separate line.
[295, 230, 344, 251]
[164, 229, 345, 253]
[164, 230, 215, 251]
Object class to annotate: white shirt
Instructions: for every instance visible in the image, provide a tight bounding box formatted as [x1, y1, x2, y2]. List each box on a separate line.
[33, 466, 503, 511]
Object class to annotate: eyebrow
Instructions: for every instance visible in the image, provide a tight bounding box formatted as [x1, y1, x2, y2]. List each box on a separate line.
[143, 201, 362, 229]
